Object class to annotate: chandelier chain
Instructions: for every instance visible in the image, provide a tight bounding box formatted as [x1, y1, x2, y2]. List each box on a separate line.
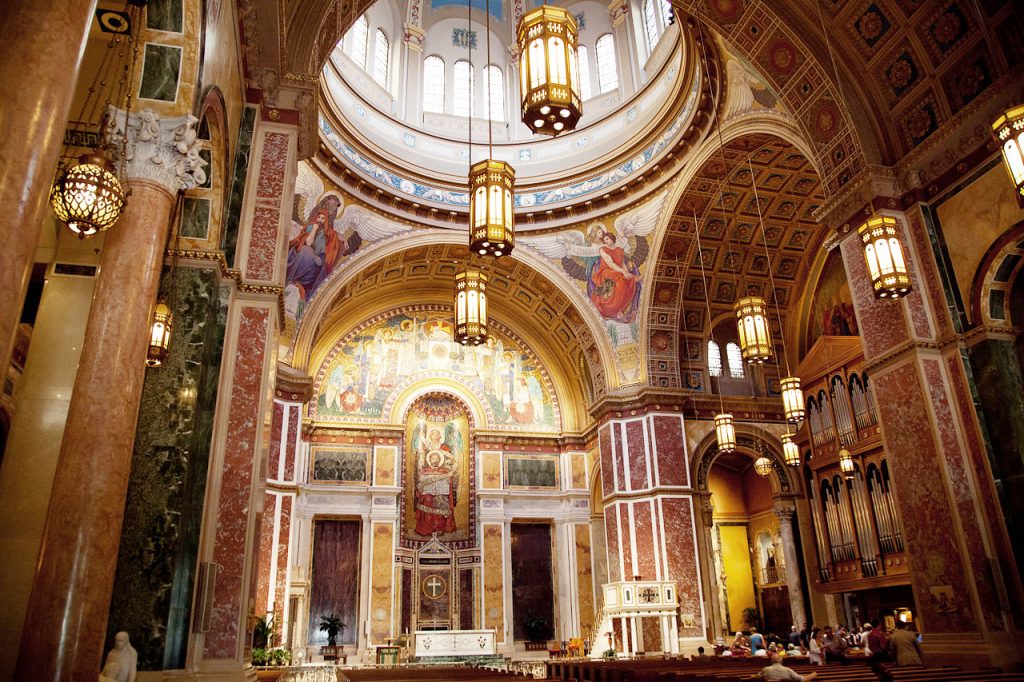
[748, 157, 792, 377]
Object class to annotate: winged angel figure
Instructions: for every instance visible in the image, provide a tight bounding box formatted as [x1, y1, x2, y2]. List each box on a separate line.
[286, 162, 410, 314]
[521, 191, 668, 326]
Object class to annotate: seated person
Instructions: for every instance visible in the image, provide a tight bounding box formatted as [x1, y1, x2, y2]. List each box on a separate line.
[693, 646, 712, 661]
[730, 631, 750, 655]
[760, 652, 818, 681]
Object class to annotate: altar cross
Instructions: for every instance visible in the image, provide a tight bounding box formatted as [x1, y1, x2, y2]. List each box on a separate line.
[425, 576, 445, 598]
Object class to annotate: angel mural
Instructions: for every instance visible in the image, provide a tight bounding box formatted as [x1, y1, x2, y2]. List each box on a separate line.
[410, 419, 463, 536]
[286, 162, 413, 320]
[522, 191, 667, 328]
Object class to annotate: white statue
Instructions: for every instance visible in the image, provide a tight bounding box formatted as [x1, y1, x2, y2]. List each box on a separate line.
[103, 632, 137, 682]
[98, 661, 119, 682]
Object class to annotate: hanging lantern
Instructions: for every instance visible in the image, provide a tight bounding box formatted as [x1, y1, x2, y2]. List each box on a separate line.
[734, 296, 773, 363]
[780, 376, 805, 423]
[838, 448, 855, 478]
[49, 153, 126, 238]
[715, 413, 736, 452]
[753, 455, 773, 477]
[858, 216, 912, 299]
[516, 5, 582, 136]
[146, 302, 173, 367]
[454, 268, 488, 346]
[469, 159, 515, 257]
[992, 105, 1024, 207]
[782, 433, 800, 467]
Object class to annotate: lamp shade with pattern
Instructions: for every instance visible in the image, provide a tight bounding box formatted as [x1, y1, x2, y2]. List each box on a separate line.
[49, 153, 126, 238]
[454, 268, 488, 345]
[992, 105, 1024, 207]
[734, 296, 773, 363]
[780, 376, 805, 423]
[715, 413, 736, 452]
[858, 216, 911, 299]
[753, 455, 773, 477]
[782, 433, 800, 467]
[839, 448, 855, 478]
[469, 159, 515, 257]
[146, 302, 173, 367]
[517, 5, 582, 136]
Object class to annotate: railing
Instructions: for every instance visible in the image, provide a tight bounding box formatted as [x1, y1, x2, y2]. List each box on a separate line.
[761, 565, 784, 584]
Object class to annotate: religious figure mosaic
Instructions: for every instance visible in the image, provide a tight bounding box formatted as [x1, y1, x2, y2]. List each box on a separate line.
[403, 394, 474, 547]
[807, 249, 858, 348]
[312, 308, 560, 431]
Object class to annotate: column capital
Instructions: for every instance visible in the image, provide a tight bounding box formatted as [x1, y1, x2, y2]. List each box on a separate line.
[105, 108, 207, 194]
[774, 503, 796, 524]
[403, 24, 425, 51]
[812, 165, 902, 231]
[608, 0, 628, 27]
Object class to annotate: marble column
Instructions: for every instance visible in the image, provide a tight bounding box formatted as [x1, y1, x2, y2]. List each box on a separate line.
[14, 110, 205, 680]
[830, 195, 1022, 667]
[774, 504, 806, 630]
[0, 0, 96, 378]
[193, 111, 296, 676]
[597, 405, 706, 651]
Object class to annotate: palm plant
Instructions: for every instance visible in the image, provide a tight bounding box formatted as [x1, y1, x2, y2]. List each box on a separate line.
[319, 614, 346, 646]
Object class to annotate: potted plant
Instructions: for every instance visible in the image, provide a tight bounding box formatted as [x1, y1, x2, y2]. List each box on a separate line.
[319, 614, 346, 647]
[252, 647, 292, 681]
[523, 613, 551, 649]
[252, 614, 274, 650]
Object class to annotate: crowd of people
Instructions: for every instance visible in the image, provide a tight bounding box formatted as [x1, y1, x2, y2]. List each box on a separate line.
[703, 619, 924, 682]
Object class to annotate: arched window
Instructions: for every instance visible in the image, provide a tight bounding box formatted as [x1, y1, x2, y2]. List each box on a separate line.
[707, 340, 722, 377]
[453, 59, 475, 118]
[726, 342, 744, 378]
[347, 15, 369, 70]
[643, 0, 659, 52]
[577, 46, 592, 100]
[595, 33, 618, 94]
[422, 56, 446, 114]
[483, 64, 504, 122]
[373, 29, 389, 87]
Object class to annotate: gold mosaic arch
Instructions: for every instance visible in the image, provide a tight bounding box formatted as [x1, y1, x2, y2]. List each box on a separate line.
[309, 303, 564, 432]
[291, 234, 618, 420]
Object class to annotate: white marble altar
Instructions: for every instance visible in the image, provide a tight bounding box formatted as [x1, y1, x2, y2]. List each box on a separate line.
[413, 629, 496, 657]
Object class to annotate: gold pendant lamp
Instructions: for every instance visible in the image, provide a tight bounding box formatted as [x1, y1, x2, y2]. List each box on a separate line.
[453, 267, 488, 346]
[782, 432, 800, 467]
[992, 105, 1024, 207]
[858, 216, 912, 299]
[734, 296, 773, 363]
[516, 5, 582, 136]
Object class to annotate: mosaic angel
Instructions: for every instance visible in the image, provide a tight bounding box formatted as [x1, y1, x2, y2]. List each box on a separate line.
[522, 192, 667, 325]
[287, 162, 412, 314]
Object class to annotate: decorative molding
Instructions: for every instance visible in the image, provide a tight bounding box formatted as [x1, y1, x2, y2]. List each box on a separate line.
[106, 108, 207, 193]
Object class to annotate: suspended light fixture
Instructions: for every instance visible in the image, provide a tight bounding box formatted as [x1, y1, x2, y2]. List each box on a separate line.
[516, 5, 582, 136]
[858, 216, 912, 299]
[715, 413, 736, 452]
[454, 268, 488, 345]
[753, 455, 773, 477]
[146, 302, 173, 367]
[734, 296, 773, 363]
[469, 0, 516, 257]
[782, 433, 800, 467]
[838, 448, 855, 478]
[780, 376, 805, 423]
[49, 154, 126, 238]
[469, 159, 515, 257]
[992, 105, 1024, 207]
[49, 2, 143, 237]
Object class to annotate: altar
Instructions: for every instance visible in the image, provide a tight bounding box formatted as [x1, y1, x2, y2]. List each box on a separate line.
[413, 629, 496, 657]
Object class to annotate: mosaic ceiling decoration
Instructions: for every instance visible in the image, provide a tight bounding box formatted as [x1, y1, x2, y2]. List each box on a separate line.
[647, 135, 826, 389]
[315, 242, 606, 398]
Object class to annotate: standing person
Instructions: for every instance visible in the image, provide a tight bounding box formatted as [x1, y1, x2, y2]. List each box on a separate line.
[889, 621, 923, 666]
[866, 620, 894, 682]
[808, 627, 823, 666]
[759, 652, 818, 681]
[788, 626, 802, 649]
[823, 626, 849, 665]
[750, 627, 767, 656]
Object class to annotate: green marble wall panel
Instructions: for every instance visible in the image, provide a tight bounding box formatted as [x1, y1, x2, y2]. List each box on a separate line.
[967, 338, 1024, 580]
[106, 266, 229, 670]
[221, 105, 257, 267]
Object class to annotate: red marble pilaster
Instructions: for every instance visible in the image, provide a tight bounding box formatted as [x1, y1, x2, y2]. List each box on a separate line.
[203, 304, 272, 661]
[837, 207, 1019, 664]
